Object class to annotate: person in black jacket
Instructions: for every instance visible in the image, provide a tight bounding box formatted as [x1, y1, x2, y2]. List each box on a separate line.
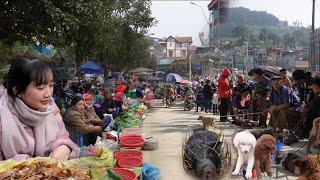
[95, 91, 116, 119]
[303, 77, 320, 138]
[203, 80, 213, 113]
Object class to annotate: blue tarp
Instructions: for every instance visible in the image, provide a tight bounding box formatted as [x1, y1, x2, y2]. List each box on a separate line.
[163, 73, 182, 83]
[33, 45, 53, 57]
[81, 61, 104, 74]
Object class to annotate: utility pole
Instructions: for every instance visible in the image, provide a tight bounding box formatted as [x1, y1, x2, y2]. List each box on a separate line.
[188, 50, 192, 81]
[311, 0, 316, 71]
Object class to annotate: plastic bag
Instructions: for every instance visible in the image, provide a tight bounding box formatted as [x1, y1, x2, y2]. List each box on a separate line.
[142, 163, 160, 180]
[142, 136, 159, 151]
[95, 137, 119, 153]
[67, 147, 116, 169]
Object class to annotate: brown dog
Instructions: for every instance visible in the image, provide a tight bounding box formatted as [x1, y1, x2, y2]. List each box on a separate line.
[254, 134, 276, 179]
[198, 116, 215, 129]
[306, 117, 320, 153]
[293, 155, 320, 180]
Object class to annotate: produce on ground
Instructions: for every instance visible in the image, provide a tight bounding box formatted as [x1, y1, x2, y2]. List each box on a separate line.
[67, 146, 116, 170]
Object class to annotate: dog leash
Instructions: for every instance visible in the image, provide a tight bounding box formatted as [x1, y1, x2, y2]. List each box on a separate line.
[216, 112, 264, 118]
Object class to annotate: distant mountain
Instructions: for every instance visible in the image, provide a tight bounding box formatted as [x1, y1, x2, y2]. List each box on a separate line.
[227, 7, 281, 26]
[215, 7, 310, 47]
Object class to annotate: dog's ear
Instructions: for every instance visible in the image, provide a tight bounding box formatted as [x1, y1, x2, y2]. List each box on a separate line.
[233, 134, 240, 147]
[251, 140, 257, 148]
[263, 140, 275, 151]
[198, 116, 202, 120]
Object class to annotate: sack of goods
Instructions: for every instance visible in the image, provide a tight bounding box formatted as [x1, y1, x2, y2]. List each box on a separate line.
[142, 136, 159, 151]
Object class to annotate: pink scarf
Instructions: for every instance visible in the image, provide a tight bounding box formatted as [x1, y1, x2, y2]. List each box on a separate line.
[0, 93, 59, 159]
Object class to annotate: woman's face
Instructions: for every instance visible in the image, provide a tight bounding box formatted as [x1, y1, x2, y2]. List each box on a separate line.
[19, 72, 54, 111]
[85, 99, 93, 106]
[74, 100, 85, 112]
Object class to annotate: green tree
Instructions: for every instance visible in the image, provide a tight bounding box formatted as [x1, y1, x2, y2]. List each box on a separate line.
[292, 28, 309, 47]
[0, 0, 156, 70]
[283, 32, 296, 48]
[259, 28, 269, 42]
[232, 25, 252, 46]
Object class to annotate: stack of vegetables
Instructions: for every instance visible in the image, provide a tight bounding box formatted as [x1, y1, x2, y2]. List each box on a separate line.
[114, 104, 148, 131]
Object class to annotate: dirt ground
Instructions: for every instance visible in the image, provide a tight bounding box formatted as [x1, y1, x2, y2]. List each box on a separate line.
[141, 102, 299, 180]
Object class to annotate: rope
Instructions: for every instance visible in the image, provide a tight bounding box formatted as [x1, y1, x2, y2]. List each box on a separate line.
[216, 112, 264, 118]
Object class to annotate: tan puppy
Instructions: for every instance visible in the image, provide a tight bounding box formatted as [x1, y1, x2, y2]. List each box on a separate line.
[306, 117, 320, 153]
[198, 115, 216, 129]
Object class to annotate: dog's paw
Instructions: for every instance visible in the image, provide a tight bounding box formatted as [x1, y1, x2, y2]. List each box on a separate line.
[245, 172, 252, 179]
[232, 171, 239, 176]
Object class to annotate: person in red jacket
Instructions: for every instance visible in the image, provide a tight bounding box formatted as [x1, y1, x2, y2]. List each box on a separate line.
[218, 68, 234, 122]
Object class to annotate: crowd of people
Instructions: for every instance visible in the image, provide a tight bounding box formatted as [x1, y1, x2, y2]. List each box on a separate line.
[0, 56, 158, 161]
[190, 67, 320, 148]
[159, 66, 320, 148]
[0, 55, 319, 163]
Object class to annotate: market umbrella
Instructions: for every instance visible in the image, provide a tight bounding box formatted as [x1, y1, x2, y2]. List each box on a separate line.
[180, 79, 191, 84]
[129, 67, 154, 73]
[155, 71, 165, 74]
[163, 73, 182, 83]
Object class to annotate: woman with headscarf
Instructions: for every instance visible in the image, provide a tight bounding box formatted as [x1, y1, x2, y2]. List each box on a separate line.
[64, 96, 102, 146]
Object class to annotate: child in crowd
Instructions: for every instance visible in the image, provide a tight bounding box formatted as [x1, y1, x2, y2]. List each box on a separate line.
[212, 89, 219, 115]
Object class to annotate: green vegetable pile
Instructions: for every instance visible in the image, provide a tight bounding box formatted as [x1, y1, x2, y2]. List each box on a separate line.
[114, 110, 143, 131]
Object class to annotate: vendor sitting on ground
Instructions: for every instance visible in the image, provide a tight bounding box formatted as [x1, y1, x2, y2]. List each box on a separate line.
[64, 96, 102, 147]
[83, 93, 102, 126]
[266, 76, 301, 135]
[96, 90, 117, 119]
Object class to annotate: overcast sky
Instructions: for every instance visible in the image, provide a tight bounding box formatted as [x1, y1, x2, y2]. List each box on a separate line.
[150, 0, 317, 45]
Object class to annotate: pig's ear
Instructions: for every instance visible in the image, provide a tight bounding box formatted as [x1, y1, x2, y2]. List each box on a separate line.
[293, 158, 305, 168]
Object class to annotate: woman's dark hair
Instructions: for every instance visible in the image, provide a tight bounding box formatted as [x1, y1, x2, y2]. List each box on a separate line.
[253, 68, 264, 76]
[6, 56, 53, 97]
[71, 95, 84, 106]
[280, 68, 287, 73]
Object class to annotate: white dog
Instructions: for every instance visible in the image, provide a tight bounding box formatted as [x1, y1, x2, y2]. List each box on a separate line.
[232, 130, 257, 179]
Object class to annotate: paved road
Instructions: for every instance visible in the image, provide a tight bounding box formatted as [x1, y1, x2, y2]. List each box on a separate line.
[142, 102, 298, 180]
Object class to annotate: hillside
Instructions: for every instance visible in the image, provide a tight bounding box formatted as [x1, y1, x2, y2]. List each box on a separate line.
[216, 7, 310, 47]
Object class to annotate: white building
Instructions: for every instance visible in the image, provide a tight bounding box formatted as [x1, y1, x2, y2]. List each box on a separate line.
[163, 36, 193, 60]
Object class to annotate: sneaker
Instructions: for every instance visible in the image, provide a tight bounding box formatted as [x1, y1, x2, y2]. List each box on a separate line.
[284, 133, 299, 145]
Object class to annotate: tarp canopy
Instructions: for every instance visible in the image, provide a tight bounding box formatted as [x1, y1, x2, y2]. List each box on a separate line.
[81, 61, 104, 74]
[129, 67, 153, 73]
[163, 73, 182, 83]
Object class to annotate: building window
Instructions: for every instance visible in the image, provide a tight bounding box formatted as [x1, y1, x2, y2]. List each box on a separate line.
[169, 50, 173, 58]
[181, 50, 186, 57]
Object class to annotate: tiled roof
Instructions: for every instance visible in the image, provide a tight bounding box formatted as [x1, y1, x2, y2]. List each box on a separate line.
[166, 36, 192, 43]
[174, 37, 192, 43]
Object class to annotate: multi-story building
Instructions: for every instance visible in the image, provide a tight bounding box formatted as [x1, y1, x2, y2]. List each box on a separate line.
[164, 36, 193, 60]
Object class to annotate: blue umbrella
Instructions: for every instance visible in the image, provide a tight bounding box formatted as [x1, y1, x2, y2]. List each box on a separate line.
[164, 73, 182, 83]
